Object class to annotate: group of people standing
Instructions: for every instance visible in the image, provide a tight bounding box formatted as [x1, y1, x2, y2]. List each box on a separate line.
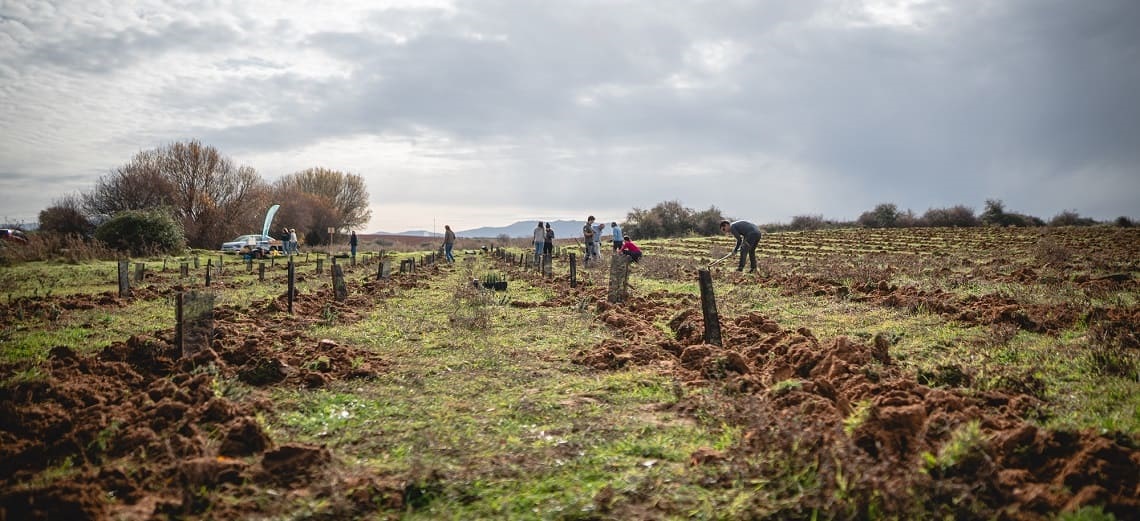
[532, 222, 555, 264]
[429, 215, 761, 272]
[581, 216, 641, 263]
[279, 228, 300, 255]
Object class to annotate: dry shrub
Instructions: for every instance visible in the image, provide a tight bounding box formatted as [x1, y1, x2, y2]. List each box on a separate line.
[447, 271, 493, 330]
[1088, 321, 1139, 380]
[0, 233, 117, 264]
[1033, 236, 1072, 266]
[635, 253, 692, 280]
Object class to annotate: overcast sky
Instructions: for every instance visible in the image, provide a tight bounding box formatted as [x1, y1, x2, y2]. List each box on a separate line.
[2, 0, 1138, 233]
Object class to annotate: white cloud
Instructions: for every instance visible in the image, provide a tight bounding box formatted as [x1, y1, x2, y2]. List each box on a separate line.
[2, 0, 1139, 232]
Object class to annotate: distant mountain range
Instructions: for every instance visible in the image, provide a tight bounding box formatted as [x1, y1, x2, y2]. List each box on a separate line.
[374, 219, 606, 239]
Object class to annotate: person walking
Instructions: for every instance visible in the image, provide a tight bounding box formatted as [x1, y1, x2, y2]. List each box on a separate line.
[619, 236, 642, 263]
[533, 221, 545, 265]
[349, 231, 358, 258]
[610, 222, 623, 252]
[443, 225, 456, 263]
[720, 219, 762, 272]
[543, 222, 554, 257]
[582, 216, 597, 263]
[288, 228, 299, 255]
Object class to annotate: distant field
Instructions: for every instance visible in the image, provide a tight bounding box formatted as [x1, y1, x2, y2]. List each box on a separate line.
[1, 227, 1137, 520]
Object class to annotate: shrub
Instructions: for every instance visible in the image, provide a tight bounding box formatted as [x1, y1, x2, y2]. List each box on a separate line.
[858, 203, 904, 228]
[1049, 210, 1097, 227]
[921, 205, 978, 227]
[38, 196, 95, 238]
[1114, 216, 1134, 228]
[789, 214, 827, 231]
[981, 199, 1043, 227]
[94, 208, 185, 256]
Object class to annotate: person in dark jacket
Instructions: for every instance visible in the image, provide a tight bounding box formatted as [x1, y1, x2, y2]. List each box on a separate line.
[720, 219, 762, 272]
[543, 223, 554, 256]
[349, 231, 358, 257]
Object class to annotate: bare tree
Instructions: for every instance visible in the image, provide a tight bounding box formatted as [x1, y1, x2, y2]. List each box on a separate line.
[82, 140, 268, 248]
[83, 153, 172, 217]
[161, 141, 268, 247]
[276, 168, 372, 232]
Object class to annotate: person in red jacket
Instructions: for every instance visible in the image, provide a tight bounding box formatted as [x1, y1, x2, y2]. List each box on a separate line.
[619, 236, 642, 263]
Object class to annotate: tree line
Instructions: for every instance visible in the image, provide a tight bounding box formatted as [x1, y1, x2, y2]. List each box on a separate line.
[620, 199, 1134, 240]
[19, 139, 1135, 256]
[35, 140, 371, 254]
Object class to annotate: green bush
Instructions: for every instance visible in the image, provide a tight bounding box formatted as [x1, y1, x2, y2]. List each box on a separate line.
[921, 205, 979, 227]
[94, 208, 185, 255]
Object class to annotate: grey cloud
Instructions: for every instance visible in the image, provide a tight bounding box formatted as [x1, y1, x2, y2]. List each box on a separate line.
[10, 0, 1138, 227]
[26, 20, 242, 74]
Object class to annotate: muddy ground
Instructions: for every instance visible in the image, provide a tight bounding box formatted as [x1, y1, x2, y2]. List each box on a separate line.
[2, 244, 1139, 520]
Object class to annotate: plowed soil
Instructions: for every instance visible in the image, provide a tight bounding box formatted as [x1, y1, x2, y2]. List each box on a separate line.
[1, 272, 413, 520]
[3, 228, 1139, 520]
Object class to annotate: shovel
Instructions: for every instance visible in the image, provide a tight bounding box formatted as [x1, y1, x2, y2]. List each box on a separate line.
[707, 252, 734, 268]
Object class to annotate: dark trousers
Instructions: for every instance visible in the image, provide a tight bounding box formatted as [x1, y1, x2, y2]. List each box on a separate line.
[738, 232, 760, 271]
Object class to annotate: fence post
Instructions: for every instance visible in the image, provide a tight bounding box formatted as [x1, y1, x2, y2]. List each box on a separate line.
[117, 260, 130, 298]
[333, 264, 347, 302]
[177, 291, 215, 359]
[698, 269, 722, 346]
[288, 259, 296, 314]
[569, 253, 577, 288]
[607, 255, 632, 303]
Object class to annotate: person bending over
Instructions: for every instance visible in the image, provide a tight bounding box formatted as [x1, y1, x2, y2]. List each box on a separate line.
[620, 236, 642, 263]
[720, 219, 762, 272]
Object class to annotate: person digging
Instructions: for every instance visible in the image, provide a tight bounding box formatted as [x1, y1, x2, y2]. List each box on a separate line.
[719, 219, 762, 273]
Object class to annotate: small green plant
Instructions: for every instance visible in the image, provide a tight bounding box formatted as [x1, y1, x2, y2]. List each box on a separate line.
[843, 400, 873, 436]
[1057, 505, 1118, 521]
[769, 378, 803, 397]
[921, 420, 987, 474]
[320, 302, 338, 325]
[89, 421, 122, 453]
[480, 272, 504, 285]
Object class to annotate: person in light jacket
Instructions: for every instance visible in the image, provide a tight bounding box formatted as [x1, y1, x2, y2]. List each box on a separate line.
[533, 221, 545, 265]
[610, 222, 624, 252]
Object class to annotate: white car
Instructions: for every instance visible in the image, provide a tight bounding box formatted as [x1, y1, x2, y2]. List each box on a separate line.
[221, 234, 282, 253]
